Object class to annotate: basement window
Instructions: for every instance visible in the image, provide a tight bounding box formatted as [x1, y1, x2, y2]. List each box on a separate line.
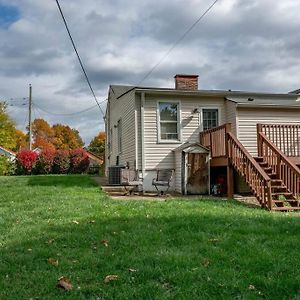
[158, 102, 180, 141]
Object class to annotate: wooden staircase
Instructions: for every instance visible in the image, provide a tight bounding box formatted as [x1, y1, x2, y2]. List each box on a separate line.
[200, 123, 300, 211]
[254, 156, 300, 211]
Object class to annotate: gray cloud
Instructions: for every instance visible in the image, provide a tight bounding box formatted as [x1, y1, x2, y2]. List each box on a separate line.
[1, 0, 300, 143]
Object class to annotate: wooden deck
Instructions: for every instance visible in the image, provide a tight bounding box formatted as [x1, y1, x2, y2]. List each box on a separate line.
[200, 123, 300, 211]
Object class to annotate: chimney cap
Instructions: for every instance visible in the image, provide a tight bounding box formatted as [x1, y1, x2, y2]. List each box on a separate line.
[174, 74, 199, 78]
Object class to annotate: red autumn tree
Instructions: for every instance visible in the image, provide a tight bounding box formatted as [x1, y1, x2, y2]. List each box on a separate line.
[15, 150, 38, 175]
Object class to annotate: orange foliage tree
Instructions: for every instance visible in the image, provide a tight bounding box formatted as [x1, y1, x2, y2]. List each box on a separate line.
[14, 129, 27, 151]
[52, 124, 84, 150]
[88, 131, 105, 156]
[32, 119, 55, 151]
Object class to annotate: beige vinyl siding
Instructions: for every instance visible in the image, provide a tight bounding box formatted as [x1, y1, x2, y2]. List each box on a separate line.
[107, 89, 136, 168]
[225, 100, 237, 136]
[142, 95, 225, 192]
[237, 107, 300, 155]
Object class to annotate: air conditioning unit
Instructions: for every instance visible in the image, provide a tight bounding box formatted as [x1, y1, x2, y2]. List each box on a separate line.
[108, 166, 125, 185]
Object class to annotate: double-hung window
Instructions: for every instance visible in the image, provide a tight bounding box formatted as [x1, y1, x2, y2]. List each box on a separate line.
[159, 102, 180, 141]
[202, 108, 219, 131]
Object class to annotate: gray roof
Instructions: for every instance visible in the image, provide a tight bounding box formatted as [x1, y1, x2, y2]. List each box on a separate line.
[289, 89, 300, 94]
[109, 84, 300, 107]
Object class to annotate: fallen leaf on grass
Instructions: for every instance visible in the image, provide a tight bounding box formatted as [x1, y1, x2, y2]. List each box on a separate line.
[48, 258, 58, 267]
[57, 276, 73, 290]
[104, 275, 118, 283]
[202, 258, 210, 267]
[101, 240, 109, 247]
[72, 220, 79, 225]
[128, 268, 137, 272]
[46, 239, 55, 244]
[248, 285, 255, 290]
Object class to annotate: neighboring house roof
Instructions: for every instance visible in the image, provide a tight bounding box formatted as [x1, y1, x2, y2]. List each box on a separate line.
[85, 150, 104, 164]
[109, 84, 300, 107]
[289, 89, 300, 94]
[0, 146, 16, 160]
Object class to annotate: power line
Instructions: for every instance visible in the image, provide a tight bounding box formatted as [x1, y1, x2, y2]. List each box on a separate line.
[137, 0, 220, 86]
[55, 0, 104, 116]
[32, 101, 102, 116]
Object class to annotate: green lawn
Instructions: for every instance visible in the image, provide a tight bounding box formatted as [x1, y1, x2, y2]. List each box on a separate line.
[1, 175, 300, 299]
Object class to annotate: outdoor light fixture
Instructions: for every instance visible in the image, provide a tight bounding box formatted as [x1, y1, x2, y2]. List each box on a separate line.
[192, 108, 200, 114]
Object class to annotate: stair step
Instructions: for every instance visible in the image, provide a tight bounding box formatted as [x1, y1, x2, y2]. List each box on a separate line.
[272, 192, 295, 200]
[263, 167, 273, 172]
[271, 186, 288, 192]
[272, 207, 300, 211]
[269, 173, 278, 179]
[270, 179, 283, 186]
[254, 156, 264, 162]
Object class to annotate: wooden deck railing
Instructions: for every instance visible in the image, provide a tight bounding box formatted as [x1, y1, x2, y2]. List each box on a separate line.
[258, 123, 300, 157]
[199, 123, 231, 158]
[257, 129, 300, 198]
[200, 123, 273, 208]
[227, 132, 272, 208]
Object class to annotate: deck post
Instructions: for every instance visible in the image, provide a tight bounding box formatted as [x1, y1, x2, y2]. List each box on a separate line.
[227, 164, 234, 199]
[257, 124, 263, 156]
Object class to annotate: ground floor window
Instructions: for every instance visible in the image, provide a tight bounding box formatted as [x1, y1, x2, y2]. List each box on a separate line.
[202, 108, 219, 131]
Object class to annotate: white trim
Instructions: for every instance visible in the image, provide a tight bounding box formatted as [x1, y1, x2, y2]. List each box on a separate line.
[157, 100, 182, 143]
[199, 106, 222, 131]
[141, 92, 145, 178]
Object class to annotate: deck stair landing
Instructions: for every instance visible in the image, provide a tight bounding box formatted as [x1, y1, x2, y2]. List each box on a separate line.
[254, 157, 300, 211]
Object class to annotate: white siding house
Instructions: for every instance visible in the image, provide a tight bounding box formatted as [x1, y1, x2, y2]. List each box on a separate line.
[105, 75, 300, 194]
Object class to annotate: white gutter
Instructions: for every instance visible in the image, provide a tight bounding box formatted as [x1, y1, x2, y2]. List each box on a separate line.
[141, 92, 145, 178]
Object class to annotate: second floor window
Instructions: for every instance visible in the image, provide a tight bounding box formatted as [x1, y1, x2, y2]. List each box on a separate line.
[159, 102, 179, 141]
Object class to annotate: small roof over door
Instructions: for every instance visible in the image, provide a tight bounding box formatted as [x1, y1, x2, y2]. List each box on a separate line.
[173, 142, 209, 154]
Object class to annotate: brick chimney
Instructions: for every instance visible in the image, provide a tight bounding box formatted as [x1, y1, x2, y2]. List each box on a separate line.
[174, 74, 199, 90]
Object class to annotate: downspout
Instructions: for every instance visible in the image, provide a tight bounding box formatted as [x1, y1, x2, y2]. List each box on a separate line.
[134, 103, 139, 171]
[141, 92, 145, 179]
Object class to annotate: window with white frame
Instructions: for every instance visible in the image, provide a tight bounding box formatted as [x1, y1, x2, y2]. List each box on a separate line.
[159, 102, 180, 141]
[117, 119, 122, 153]
[202, 108, 219, 131]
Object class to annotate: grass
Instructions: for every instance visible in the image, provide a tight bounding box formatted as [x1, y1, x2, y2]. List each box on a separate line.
[1, 175, 300, 299]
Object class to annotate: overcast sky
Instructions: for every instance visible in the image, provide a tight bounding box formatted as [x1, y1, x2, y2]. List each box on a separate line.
[1, 0, 300, 144]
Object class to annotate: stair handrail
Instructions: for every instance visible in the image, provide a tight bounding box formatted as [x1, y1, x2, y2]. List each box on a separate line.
[227, 132, 272, 209]
[257, 130, 300, 197]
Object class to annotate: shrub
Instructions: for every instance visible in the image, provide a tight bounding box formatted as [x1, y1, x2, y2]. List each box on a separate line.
[0, 155, 15, 175]
[35, 149, 55, 174]
[53, 150, 70, 174]
[69, 148, 90, 174]
[16, 150, 38, 175]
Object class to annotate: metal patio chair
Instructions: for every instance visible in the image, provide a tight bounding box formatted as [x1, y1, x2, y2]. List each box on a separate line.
[120, 169, 143, 195]
[152, 169, 174, 195]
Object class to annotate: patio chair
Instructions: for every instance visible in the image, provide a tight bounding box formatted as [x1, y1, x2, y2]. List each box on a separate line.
[120, 169, 143, 195]
[152, 169, 174, 195]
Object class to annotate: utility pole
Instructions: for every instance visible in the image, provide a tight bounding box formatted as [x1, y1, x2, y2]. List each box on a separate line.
[28, 84, 32, 150]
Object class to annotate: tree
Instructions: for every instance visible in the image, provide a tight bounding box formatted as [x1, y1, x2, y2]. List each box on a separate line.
[0, 102, 17, 150]
[14, 129, 27, 151]
[88, 131, 105, 156]
[32, 118, 55, 151]
[52, 124, 84, 150]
